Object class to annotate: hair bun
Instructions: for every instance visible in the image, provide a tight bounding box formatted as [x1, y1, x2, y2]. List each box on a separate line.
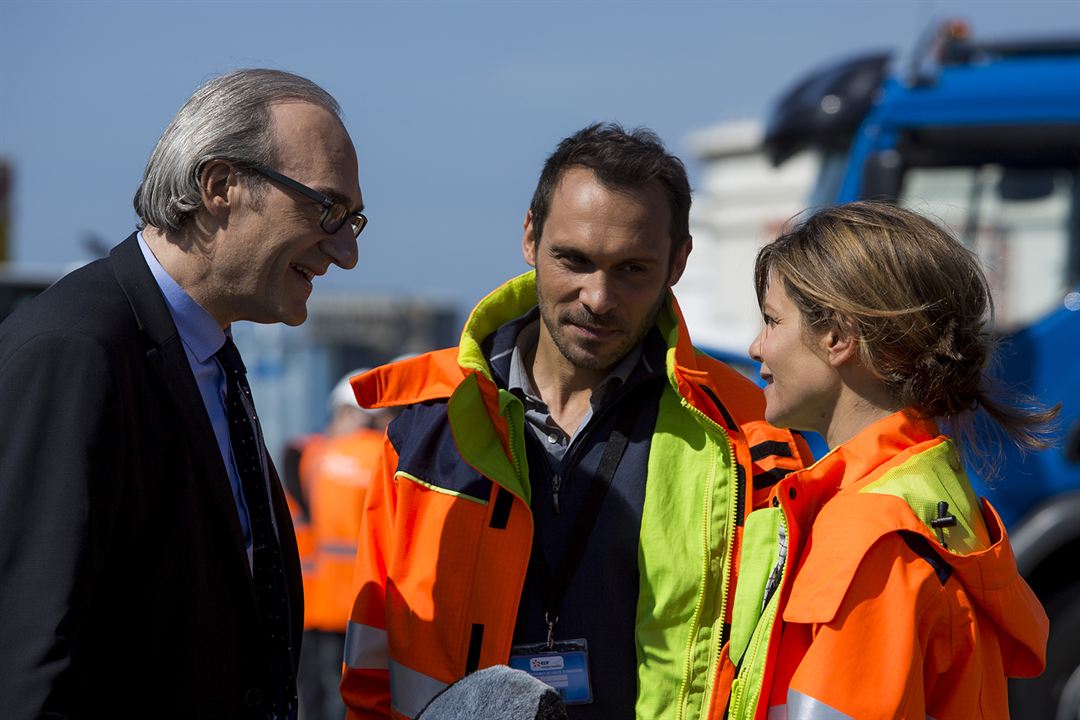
[905, 318, 986, 417]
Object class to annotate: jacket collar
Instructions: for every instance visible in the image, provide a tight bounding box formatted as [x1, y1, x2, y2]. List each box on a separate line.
[358, 270, 696, 409]
[482, 305, 538, 389]
[110, 232, 182, 346]
[797, 410, 942, 494]
[136, 232, 225, 363]
[461, 270, 696, 381]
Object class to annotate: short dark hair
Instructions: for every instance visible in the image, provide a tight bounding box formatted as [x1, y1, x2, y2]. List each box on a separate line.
[529, 123, 691, 258]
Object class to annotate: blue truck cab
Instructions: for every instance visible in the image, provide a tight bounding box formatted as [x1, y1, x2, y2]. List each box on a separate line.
[764, 21, 1080, 719]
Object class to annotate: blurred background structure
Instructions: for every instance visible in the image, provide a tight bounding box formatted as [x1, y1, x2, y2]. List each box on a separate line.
[2, 0, 1075, 438]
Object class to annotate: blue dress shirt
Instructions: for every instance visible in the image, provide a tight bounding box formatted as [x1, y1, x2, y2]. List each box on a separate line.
[137, 234, 253, 553]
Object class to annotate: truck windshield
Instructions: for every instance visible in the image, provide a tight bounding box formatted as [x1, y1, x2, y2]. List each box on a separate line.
[897, 163, 1079, 332]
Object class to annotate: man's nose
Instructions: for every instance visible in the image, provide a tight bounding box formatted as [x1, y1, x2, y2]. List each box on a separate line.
[580, 272, 617, 316]
[322, 228, 359, 270]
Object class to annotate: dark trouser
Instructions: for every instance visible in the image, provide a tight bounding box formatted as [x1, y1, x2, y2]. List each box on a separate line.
[298, 630, 347, 720]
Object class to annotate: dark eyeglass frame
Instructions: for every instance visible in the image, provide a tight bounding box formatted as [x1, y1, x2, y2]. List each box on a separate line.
[247, 163, 367, 238]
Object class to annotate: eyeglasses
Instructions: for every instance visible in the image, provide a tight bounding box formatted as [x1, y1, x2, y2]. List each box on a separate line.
[248, 164, 367, 238]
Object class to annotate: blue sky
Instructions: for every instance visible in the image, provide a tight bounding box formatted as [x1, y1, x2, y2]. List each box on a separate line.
[3, 0, 1078, 315]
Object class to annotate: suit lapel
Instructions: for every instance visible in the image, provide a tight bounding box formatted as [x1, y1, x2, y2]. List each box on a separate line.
[108, 234, 252, 578]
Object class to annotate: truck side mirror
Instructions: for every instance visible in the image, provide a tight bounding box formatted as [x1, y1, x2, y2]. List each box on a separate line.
[859, 150, 904, 200]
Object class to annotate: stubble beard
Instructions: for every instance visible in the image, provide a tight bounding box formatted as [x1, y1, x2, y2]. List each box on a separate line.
[536, 280, 668, 372]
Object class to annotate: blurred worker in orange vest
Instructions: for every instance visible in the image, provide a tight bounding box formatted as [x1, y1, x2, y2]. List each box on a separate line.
[281, 432, 324, 634]
[297, 369, 393, 720]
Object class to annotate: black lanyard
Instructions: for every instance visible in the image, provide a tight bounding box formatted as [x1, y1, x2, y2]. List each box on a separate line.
[527, 408, 636, 648]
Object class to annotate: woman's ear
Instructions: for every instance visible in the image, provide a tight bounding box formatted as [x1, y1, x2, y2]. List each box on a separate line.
[822, 319, 858, 368]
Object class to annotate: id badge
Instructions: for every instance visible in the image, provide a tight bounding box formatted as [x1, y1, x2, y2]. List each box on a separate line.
[508, 638, 593, 705]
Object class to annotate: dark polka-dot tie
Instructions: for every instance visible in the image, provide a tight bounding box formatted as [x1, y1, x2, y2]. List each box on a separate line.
[215, 336, 296, 718]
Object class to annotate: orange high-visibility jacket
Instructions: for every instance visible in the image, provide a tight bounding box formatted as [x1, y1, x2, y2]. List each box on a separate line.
[721, 411, 1049, 720]
[339, 272, 811, 720]
[305, 427, 385, 632]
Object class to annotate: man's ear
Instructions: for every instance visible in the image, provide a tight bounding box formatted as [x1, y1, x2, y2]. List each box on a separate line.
[822, 319, 858, 368]
[198, 160, 237, 222]
[522, 210, 538, 267]
[668, 235, 693, 287]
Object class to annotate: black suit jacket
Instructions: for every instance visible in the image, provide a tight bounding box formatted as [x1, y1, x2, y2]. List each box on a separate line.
[0, 234, 303, 719]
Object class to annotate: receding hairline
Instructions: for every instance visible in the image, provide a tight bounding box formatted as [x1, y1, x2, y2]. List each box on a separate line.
[262, 99, 361, 208]
[263, 98, 349, 154]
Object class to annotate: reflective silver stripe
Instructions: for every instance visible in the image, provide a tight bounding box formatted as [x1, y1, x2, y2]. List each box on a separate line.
[389, 658, 449, 718]
[343, 621, 389, 670]
[318, 541, 359, 557]
[787, 690, 854, 720]
[785, 690, 937, 720]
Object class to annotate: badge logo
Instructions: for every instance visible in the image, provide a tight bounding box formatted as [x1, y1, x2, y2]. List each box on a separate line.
[530, 656, 565, 671]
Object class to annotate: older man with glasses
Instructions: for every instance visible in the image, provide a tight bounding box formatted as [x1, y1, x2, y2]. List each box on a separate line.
[0, 69, 365, 720]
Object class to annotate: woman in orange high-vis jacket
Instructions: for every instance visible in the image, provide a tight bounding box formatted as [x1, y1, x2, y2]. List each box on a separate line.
[720, 202, 1054, 720]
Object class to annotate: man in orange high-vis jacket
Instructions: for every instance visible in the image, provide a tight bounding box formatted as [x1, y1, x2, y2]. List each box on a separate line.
[340, 124, 812, 720]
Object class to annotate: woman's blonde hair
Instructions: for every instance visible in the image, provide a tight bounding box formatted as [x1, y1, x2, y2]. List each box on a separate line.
[754, 201, 1057, 455]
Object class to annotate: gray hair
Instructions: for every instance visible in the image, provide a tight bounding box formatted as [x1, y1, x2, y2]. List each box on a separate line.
[133, 69, 343, 232]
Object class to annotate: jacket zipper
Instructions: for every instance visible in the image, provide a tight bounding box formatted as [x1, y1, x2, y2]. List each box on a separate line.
[502, 391, 526, 493]
[728, 509, 787, 720]
[673, 395, 743, 720]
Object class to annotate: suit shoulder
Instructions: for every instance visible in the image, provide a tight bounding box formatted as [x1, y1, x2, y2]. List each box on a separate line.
[0, 257, 137, 349]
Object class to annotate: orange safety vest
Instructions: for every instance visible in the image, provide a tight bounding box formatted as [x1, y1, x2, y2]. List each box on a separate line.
[720, 411, 1049, 720]
[305, 427, 385, 633]
[289, 433, 328, 631]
